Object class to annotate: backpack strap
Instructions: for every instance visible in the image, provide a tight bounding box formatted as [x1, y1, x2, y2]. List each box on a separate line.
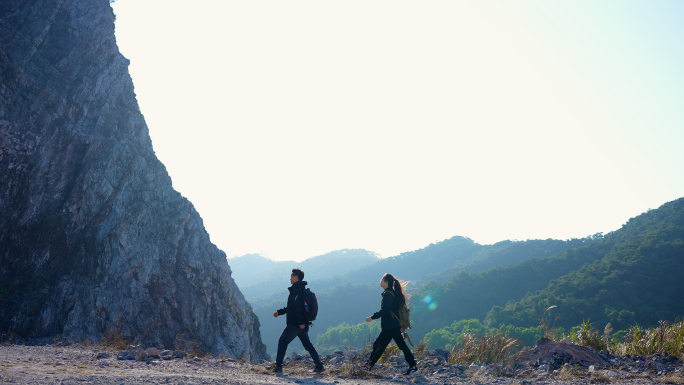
[384, 291, 402, 321]
[403, 331, 414, 347]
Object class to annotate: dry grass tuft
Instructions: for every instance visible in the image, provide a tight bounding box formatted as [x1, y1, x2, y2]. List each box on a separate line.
[73, 368, 94, 376]
[281, 361, 311, 375]
[570, 320, 612, 351]
[589, 371, 613, 383]
[655, 374, 684, 384]
[339, 349, 371, 378]
[379, 343, 400, 363]
[623, 321, 684, 359]
[97, 317, 131, 351]
[465, 366, 493, 383]
[0, 331, 15, 345]
[413, 340, 429, 360]
[251, 365, 271, 375]
[449, 330, 520, 365]
[175, 333, 209, 358]
[555, 364, 587, 381]
[567, 320, 684, 360]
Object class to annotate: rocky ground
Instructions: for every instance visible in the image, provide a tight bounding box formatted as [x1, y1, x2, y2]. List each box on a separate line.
[1, 341, 683, 385]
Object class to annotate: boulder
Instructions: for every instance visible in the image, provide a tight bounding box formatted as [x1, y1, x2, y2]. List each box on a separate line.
[516, 340, 610, 370]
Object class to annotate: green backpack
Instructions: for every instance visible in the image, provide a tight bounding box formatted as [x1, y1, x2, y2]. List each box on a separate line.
[386, 291, 414, 346]
[392, 305, 411, 330]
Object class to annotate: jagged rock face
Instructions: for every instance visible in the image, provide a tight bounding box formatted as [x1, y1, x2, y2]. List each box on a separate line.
[0, 0, 268, 359]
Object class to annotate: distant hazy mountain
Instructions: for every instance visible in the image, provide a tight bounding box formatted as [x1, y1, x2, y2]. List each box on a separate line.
[228, 249, 380, 300]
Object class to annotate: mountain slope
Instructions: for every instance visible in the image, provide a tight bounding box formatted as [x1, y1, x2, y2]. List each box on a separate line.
[484, 198, 684, 331]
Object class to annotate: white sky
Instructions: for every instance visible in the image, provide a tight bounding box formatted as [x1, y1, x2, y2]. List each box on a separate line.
[112, 0, 684, 262]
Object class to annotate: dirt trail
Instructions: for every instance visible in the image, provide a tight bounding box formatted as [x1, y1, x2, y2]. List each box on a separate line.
[1, 344, 680, 384]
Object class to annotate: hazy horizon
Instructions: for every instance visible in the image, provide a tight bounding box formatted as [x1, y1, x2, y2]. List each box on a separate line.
[225, 222, 636, 263]
[112, 1, 684, 262]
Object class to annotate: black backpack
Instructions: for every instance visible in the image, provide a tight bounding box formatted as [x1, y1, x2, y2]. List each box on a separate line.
[302, 288, 318, 322]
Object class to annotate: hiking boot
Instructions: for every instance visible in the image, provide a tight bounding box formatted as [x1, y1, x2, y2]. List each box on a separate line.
[271, 364, 283, 373]
[362, 363, 373, 371]
[404, 366, 418, 375]
[313, 362, 325, 373]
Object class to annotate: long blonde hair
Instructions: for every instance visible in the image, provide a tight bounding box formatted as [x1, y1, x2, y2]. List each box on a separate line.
[382, 273, 411, 308]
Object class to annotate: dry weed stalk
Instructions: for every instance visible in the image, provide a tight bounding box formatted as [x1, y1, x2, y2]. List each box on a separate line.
[540, 305, 559, 338]
[337, 337, 373, 378]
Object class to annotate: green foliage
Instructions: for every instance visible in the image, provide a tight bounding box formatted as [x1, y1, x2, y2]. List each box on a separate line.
[315, 321, 381, 353]
[494, 324, 544, 349]
[423, 319, 485, 349]
[425, 319, 550, 351]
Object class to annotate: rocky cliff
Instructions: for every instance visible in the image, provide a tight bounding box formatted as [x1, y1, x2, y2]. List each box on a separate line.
[0, 0, 267, 359]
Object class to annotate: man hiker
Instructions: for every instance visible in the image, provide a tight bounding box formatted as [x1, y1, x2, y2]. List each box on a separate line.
[272, 268, 324, 373]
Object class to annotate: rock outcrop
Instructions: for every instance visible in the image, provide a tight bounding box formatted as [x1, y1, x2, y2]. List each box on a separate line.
[0, 0, 267, 359]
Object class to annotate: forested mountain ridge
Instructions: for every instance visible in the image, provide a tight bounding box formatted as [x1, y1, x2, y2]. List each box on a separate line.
[484, 197, 684, 331]
[404, 198, 684, 345]
[422, 238, 591, 283]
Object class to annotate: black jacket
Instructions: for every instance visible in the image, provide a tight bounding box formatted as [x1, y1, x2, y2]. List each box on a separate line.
[371, 288, 401, 331]
[277, 280, 308, 326]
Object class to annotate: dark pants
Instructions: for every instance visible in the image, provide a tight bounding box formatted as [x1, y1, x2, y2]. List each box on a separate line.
[275, 325, 321, 366]
[368, 327, 416, 367]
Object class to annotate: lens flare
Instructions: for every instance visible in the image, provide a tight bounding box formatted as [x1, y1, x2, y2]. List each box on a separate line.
[423, 296, 432, 304]
[428, 303, 438, 311]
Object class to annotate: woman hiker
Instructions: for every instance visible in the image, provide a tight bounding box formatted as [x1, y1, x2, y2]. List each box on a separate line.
[364, 273, 418, 375]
